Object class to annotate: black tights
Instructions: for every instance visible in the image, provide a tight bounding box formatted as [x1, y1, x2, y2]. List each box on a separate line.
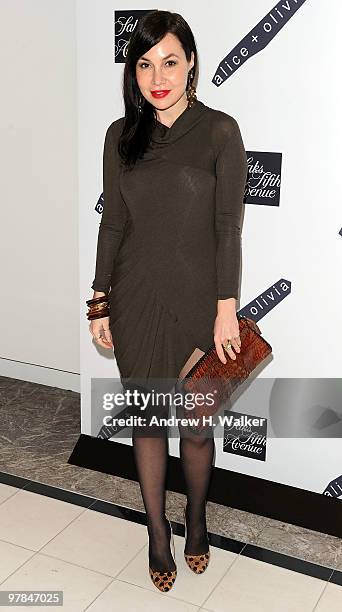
[132, 383, 214, 571]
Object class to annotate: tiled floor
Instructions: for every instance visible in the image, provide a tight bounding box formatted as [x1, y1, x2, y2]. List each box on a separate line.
[0, 478, 341, 612]
[0, 376, 341, 572]
[0, 376, 341, 609]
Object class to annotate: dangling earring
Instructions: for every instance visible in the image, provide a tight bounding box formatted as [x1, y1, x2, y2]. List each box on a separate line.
[138, 93, 143, 114]
[186, 67, 197, 108]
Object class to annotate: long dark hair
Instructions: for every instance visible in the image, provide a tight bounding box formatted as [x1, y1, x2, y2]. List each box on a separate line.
[118, 10, 198, 170]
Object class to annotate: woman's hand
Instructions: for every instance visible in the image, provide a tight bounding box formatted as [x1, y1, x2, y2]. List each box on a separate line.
[214, 299, 241, 364]
[89, 316, 113, 350]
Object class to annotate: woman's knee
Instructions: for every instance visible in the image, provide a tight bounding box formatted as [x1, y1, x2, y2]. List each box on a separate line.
[132, 404, 170, 439]
[132, 423, 168, 439]
[175, 404, 212, 441]
[178, 422, 214, 444]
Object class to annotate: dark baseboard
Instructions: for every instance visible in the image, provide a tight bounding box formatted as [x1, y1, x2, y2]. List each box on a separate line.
[68, 434, 342, 539]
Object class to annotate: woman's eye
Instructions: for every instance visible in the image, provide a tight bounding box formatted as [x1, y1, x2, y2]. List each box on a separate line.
[138, 60, 177, 69]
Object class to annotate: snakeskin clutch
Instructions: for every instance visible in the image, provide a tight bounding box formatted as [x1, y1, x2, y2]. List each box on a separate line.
[179, 314, 272, 433]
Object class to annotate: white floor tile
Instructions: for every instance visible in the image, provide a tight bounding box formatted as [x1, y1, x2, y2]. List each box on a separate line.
[314, 582, 342, 611]
[0, 484, 336, 612]
[40, 510, 147, 576]
[0, 553, 112, 611]
[203, 555, 327, 611]
[0, 483, 19, 504]
[87, 578, 201, 611]
[0, 489, 86, 550]
[0, 540, 35, 583]
[117, 532, 237, 606]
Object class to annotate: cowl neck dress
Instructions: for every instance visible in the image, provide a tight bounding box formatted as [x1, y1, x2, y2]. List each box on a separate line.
[92, 99, 248, 391]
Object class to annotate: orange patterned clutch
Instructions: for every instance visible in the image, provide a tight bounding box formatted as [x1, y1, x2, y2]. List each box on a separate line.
[179, 315, 272, 433]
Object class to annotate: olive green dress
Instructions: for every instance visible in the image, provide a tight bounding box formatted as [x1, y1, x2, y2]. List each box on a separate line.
[91, 99, 248, 388]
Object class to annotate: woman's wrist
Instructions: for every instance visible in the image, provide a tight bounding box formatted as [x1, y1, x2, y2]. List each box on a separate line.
[93, 290, 107, 299]
[217, 297, 236, 313]
[87, 291, 110, 320]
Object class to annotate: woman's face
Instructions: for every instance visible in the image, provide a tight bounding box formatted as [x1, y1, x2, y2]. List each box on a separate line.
[136, 32, 194, 111]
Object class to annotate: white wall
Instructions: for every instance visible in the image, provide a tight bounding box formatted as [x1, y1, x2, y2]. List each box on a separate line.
[0, 0, 79, 391]
[78, 0, 342, 496]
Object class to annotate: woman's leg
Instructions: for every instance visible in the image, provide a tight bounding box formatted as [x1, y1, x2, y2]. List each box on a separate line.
[132, 392, 176, 571]
[176, 349, 215, 554]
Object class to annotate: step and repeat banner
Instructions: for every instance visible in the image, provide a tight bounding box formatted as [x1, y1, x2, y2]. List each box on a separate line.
[79, 1, 342, 501]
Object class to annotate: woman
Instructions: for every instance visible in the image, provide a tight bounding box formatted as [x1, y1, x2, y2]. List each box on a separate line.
[87, 10, 247, 592]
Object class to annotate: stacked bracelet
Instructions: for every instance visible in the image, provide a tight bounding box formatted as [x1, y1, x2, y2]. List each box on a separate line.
[86, 295, 110, 321]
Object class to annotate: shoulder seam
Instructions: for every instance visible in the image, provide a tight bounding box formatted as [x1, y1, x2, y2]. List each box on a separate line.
[107, 116, 125, 136]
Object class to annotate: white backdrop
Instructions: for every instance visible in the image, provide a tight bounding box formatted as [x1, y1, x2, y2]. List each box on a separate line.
[78, 0, 342, 498]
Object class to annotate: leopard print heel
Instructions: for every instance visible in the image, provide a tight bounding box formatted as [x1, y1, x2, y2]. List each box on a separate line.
[184, 550, 210, 573]
[183, 508, 210, 574]
[148, 519, 177, 592]
[148, 567, 177, 592]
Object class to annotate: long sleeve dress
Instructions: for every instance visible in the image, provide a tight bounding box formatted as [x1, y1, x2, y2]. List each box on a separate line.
[91, 99, 248, 390]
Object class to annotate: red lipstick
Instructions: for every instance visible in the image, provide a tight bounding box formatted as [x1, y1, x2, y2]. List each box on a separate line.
[151, 90, 171, 99]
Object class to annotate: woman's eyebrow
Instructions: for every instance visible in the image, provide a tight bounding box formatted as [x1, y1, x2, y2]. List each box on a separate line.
[139, 53, 180, 62]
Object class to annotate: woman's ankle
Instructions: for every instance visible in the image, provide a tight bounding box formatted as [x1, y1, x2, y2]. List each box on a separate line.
[147, 514, 169, 536]
[185, 502, 206, 523]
